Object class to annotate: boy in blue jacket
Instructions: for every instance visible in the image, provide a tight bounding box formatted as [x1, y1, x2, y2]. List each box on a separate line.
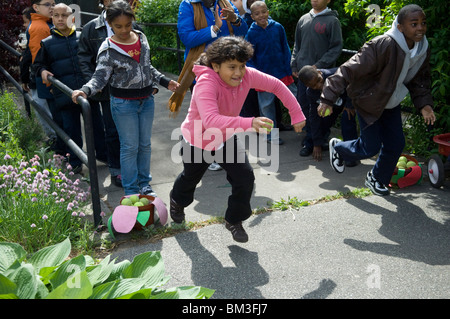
[33, 3, 107, 173]
[245, 1, 296, 145]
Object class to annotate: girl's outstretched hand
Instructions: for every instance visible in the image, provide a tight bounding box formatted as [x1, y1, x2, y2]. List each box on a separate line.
[421, 105, 435, 126]
[252, 117, 273, 134]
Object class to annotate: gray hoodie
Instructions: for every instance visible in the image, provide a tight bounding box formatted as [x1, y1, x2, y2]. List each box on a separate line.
[290, 8, 343, 73]
[384, 18, 428, 109]
[81, 30, 170, 99]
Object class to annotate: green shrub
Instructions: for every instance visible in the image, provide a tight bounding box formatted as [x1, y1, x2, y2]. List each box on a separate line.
[0, 238, 214, 299]
[135, 0, 183, 74]
[0, 92, 46, 162]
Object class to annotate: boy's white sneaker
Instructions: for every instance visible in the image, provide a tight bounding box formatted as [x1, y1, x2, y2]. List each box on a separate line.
[365, 171, 390, 196]
[329, 138, 345, 173]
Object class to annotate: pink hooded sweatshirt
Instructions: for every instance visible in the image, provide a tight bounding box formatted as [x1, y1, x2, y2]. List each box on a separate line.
[181, 64, 306, 150]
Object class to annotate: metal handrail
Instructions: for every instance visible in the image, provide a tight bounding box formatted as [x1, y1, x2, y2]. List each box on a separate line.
[0, 40, 102, 227]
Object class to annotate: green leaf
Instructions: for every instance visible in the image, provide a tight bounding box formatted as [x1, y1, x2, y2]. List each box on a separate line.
[7, 264, 40, 299]
[0, 274, 17, 295]
[122, 251, 168, 288]
[89, 281, 116, 299]
[86, 255, 114, 287]
[150, 286, 214, 299]
[45, 270, 92, 299]
[0, 242, 27, 272]
[196, 287, 215, 299]
[104, 259, 131, 282]
[97, 278, 146, 299]
[0, 293, 19, 299]
[116, 287, 153, 299]
[49, 255, 86, 290]
[29, 237, 71, 271]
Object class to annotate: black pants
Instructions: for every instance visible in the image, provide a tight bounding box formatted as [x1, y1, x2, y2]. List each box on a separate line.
[89, 99, 121, 175]
[171, 135, 255, 224]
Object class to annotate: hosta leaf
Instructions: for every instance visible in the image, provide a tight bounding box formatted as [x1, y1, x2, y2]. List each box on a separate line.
[86, 255, 114, 287]
[116, 288, 153, 299]
[100, 278, 145, 299]
[0, 274, 17, 295]
[0, 242, 26, 272]
[29, 237, 71, 271]
[122, 251, 166, 287]
[45, 270, 92, 299]
[8, 264, 39, 299]
[49, 255, 86, 289]
[105, 259, 131, 282]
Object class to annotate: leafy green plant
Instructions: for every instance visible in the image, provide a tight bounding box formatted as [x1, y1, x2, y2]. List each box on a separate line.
[0, 151, 92, 253]
[0, 92, 46, 162]
[0, 237, 214, 299]
[135, 0, 182, 74]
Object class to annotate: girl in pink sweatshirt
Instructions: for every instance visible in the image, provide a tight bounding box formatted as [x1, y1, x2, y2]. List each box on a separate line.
[170, 36, 306, 242]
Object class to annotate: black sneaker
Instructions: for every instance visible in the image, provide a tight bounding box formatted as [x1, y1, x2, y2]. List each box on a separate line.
[365, 171, 390, 196]
[111, 175, 123, 188]
[225, 221, 248, 243]
[299, 146, 313, 157]
[169, 191, 185, 224]
[329, 138, 345, 173]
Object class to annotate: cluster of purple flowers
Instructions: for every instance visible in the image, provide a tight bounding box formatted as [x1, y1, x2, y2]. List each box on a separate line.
[1, 153, 91, 226]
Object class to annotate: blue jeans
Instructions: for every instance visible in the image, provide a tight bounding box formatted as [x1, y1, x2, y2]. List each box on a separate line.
[111, 95, 155, 195]
[334, 105, 405, 185]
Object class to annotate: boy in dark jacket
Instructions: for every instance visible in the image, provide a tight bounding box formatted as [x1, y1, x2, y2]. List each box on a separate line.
[34, 3, 107, 172]
[323, 4, 435, 196]
[298, 65, 358, 163]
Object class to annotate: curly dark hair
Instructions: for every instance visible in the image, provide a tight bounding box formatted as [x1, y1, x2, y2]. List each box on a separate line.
[197, 36, 254, 67]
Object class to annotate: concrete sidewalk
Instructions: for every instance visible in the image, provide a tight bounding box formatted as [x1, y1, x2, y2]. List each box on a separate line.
[89, 85, 450, 299]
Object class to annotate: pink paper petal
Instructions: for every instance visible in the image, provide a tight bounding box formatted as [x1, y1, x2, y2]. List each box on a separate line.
[152, 197, 168, 225]
[112, 205, 139, 233]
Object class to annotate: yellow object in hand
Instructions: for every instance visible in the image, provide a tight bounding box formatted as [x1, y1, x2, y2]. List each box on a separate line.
[324, 108, 331, 117]
[264, 121, 273, 133]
